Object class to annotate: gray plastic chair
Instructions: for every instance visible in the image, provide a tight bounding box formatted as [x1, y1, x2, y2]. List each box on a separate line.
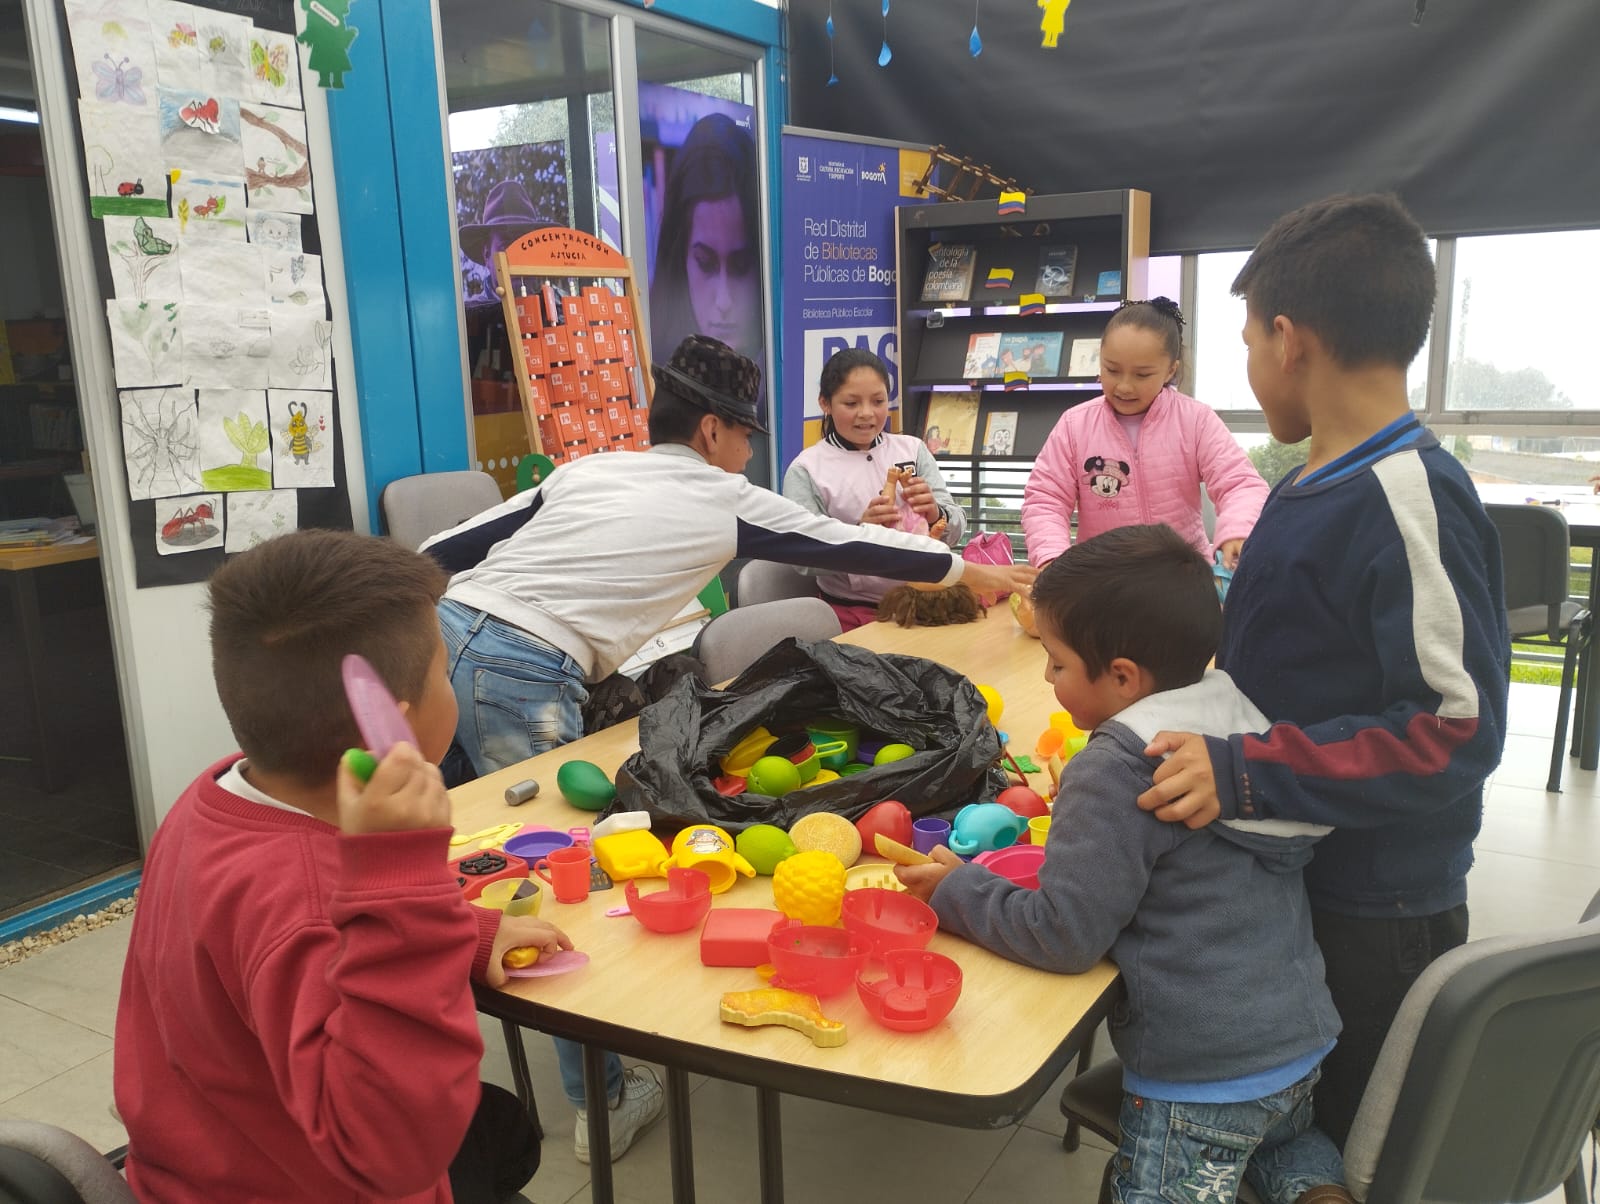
[1484, 503, 1592, 793]
[379, 470, 503, 551]
[734, 559, 820, 608]
[692, 597, 842, 684]
[0, 1121, 132, 1204]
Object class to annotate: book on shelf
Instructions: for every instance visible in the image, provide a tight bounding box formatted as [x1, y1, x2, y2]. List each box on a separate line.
[1068, 337, 1102, 377]
[923, 391, 980, 457]
[0, 515, 80, 548]
[997, 332, 1064, 378]
[981, 411, 1019, 457]
[1096, 270, 1123, 297]
[1034, 245, 1078, 296]
[919, 243, 978, 304]
[962, 332, 1002, 379]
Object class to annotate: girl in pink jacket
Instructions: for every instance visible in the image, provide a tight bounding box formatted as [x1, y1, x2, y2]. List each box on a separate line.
[1021, 298, 1266, 568]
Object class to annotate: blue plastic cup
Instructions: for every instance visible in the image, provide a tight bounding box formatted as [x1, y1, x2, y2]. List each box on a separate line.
[912, 817, 951, 855]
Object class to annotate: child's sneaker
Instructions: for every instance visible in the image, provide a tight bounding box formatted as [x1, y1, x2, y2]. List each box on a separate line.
[573, 1066, 665, 1165]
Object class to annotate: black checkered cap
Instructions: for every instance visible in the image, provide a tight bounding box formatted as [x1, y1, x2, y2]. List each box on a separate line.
[652, 335, 769, 435]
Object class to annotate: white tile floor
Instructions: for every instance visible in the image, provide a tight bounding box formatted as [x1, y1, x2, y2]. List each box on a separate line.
[2, 682, 1595, 1203]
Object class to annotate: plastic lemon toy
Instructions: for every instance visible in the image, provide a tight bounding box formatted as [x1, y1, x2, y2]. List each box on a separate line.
[736, 824, 798, 876]
[976, 684, 1004, 726]
[772, 849, 848, 927]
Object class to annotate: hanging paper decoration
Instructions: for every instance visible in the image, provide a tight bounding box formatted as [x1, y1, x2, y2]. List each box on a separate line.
[297, 0, 358, 89]
[1039, 0, 1071, 49]
[969, 0, 983, 56]
[1018, 293, 1046, 316]
[997, 190, 1026, 217]
[826, 1, 838, 85]
[1004, 370, 1030, 392]
[878, 0, 892, 67]
[985, 267, 1015, 289]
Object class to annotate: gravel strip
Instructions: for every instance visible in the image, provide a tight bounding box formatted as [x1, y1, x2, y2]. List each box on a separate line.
[0, 893, 138, 969]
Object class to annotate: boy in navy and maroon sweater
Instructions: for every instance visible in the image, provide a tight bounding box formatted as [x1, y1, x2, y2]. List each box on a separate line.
[115, 531, 569, 1203]
[1135, 193, 1510, 1145]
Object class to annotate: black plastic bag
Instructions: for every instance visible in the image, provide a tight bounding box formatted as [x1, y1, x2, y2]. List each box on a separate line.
[606, 637, 1004, 831]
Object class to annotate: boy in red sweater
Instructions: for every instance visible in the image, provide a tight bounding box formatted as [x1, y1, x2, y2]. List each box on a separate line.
[114, 530, 567, 1203]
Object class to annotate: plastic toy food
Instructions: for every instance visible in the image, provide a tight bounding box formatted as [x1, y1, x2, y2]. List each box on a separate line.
[772, 849, 848, 926]
[854, 800, 913, 851]
[975, 684, 1004, 726]
[747, 755, 801, 797]
[719, 988, 847, 1047]
[855, 949, 963, 1032]
[840, 887, 938, 959]
[996, 785, 1050, 820]
[662, 824, 756, 894]
[556, 760, 617, 811]
[625, 868, 713, 933]
[872, 832, 932, 866]
[1009, 590, 1040, 638]
[872, 742, 915, 766]
[789, 812, 862, 867]
[736, 824, 799, 875]
[948, 802, 1029, 857]
[592, 828, 670, 881]
[502, 946, 541, 969]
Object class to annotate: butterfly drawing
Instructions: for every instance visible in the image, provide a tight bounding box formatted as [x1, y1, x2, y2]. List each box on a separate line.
[178, 96, 220, 134]
[250, 39, 288, 89]
[289, 254, 306, 284]
[133, 218, 172, 256]
[92, 54, 144, 104]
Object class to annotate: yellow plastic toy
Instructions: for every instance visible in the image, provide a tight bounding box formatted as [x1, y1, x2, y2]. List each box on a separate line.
[789, 811, 862, 867]
[722, 726, 777, 776]
[773, 849, 848, 927]
[720, 987, 846, 1047]
[976, 684, 1004, 726]
[662, 824, 756, 894]
[592, 828, 670, 882]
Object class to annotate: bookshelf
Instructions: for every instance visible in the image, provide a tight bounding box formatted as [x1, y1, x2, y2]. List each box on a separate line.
[895, 190, 1150, 544]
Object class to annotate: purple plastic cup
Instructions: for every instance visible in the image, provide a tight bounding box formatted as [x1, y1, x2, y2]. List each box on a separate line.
[912, 817, 951, 855]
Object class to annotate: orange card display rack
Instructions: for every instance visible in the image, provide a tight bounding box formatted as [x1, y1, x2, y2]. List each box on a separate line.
[493, 227, 655, 465]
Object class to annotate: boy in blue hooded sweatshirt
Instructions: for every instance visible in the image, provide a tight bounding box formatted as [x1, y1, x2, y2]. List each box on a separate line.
[899, 524, 1349, 1204]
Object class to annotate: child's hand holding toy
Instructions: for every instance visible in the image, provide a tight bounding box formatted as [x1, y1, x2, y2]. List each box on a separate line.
[487, 916, 574, 988]
[336, 743, 451, 836]
[894, 844, 963, 902]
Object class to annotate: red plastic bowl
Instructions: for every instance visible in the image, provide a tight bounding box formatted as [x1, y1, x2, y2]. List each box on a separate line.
[856, 949, 963, 1032]
[839, 887, 938, 960]
[766, 920, 869, 997]
[625, 868, 713, 933]
[973, 843, 1046, 889]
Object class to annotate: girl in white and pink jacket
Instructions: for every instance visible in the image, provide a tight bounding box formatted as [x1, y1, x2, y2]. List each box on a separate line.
[1021, 298, 1267, 569]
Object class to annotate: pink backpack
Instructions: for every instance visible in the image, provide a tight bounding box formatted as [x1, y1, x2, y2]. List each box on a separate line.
[961, 531, 1016, 599]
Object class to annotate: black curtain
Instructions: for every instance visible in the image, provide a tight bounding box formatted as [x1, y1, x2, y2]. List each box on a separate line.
[788, 0, 1600, 253]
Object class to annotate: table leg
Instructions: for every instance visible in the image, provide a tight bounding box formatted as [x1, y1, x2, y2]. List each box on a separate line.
[756, 1087, 784, 1204]
[499, 1019, 543, 1139]
[583, 1045, 614, 1204]
[666, 1067, 695, 1203]
[8, 569, 62, 792]
[1581, 555, 1600, 772]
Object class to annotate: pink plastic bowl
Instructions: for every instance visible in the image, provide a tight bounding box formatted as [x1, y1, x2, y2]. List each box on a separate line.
[856, 948, 963, 1032]
[766, 920, 869, 997]
[973, 843, 1046, 889]
[624, 868, 713, 934]
[839, 887, 938, 960]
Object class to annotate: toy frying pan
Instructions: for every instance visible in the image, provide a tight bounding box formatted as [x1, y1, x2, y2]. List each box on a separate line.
[341, 653, 417, 781]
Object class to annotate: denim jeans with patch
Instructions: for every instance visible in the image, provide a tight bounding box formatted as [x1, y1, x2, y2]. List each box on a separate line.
[1112, 1066, 1345, 1204]
[438, 598, 589, 776]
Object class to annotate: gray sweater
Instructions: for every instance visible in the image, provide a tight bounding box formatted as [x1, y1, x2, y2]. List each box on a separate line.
[931, 671, 1341, 1089]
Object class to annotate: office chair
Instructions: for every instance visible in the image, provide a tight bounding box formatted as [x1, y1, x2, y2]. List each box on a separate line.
[734, 559, 820, 608]
[692, 598, 842, 684]
[1485, 504, 1592, 793]
[1060, 902, 1600, 1204]
[0, 1122, 131, 1204]
[379, 470, 503, 552]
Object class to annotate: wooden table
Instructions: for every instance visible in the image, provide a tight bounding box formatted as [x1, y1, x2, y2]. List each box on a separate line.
[450, 608, 1120, 1204]
[0, 539, 99, 791]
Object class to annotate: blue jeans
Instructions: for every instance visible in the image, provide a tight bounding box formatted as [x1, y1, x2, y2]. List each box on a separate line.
[1112, 1067, 1346, 1204]
[438, 598, 589, 776]
[437, 600, 618, 1106]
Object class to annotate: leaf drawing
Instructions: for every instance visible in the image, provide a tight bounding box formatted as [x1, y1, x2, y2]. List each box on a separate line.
[289, 342, 325, 379]
[223, 410, 269, 465]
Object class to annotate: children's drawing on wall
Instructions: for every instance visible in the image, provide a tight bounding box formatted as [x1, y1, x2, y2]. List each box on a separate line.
[79, 99, 166, 217]
[104, 216, 180, 301]
[242, 104, 312, 214]
[224, 489, 297, 552]
[195, 10, 250, 97]
[247, 210, 301, 251]
[182, 306, 270, 387]
[159, 89, 242, 178]
[269, 317, 332, 389]
[149, 0, 200, 87]
[106, 298, 181, 386]
[247, 27, 303, 110]
[197, 388, 272, 491]
[265, 250, 324, 311]
[172, 173, 246, 240]
[64, 0, 159, 107]
[119, 386, 201, 499]
[268, 389, 334, 487]
[154, 492, 223, 554]
[179, 240, 263, 306]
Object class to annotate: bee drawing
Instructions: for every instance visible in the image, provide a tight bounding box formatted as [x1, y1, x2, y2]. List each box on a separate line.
[160, 501, 217, 545]
[117, 179, 145, 197]
[284, 400, 322, 465]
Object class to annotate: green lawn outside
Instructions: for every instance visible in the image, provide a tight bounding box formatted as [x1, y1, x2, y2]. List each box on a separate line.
[1512, 546, 1591, 686]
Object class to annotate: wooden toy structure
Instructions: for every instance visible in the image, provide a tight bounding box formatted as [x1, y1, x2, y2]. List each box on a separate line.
[494, 227, 654, 464]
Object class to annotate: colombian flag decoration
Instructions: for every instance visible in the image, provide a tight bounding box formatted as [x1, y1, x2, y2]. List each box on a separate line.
[1004, 370, 1030, 391]
[986, 267, 1015, 289]
[1018, 292, 1046, 316]
[997, 190, 1026, 216]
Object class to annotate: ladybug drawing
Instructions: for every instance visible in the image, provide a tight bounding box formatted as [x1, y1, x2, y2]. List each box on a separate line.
[117, 179, 145, 197]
